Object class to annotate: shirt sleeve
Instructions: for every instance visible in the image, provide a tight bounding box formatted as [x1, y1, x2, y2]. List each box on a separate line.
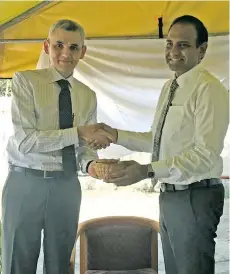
[11, 72, 79, 154]
[151, 82, 229, 183]
[117, 130, 152, 152]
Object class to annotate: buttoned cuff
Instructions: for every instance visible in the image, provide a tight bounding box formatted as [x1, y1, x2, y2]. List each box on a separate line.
[151, 160, 170, 179]
[86, 160, 94, 173]
[81, 158, 98, 173]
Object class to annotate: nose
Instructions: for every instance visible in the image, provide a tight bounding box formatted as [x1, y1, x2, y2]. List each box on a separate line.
[170, 45, 180, 57]
[61, 45, 71, 57]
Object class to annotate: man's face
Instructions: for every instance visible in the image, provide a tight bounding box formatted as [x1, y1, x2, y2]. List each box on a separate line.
[165, 23, 207, 77]
[44, 28, 86, 78]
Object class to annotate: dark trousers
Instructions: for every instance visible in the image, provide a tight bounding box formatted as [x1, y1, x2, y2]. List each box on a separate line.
[2, 170, 81, 274]
[159, 181, 224, 274]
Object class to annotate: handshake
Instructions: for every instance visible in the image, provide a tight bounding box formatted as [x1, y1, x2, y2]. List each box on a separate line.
[77, 123, 118, 150]
[78, 123, 149, 186]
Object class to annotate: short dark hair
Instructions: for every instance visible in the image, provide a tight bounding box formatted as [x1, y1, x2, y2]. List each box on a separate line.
[169, 15, 208, 47]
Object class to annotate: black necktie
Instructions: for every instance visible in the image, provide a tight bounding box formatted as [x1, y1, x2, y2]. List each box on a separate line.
[57, 79, 77, 176]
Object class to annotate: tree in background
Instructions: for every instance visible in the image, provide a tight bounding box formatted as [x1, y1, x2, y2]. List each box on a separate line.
[0, 80, 12, 97]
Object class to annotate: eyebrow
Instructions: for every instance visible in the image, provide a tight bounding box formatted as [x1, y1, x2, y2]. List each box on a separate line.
[55, 41, 80, 47]
[70, 44, 81, 47]
[166, 39, 190, 43]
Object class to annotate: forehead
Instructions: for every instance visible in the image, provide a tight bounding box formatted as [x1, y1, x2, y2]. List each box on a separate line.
[167, 23, 197, 43]
[49, 28, 83, 45]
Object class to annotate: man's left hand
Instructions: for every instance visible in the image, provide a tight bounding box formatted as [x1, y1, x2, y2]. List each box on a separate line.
[104, 160, 148, 186]
[87, 159, 120, 179]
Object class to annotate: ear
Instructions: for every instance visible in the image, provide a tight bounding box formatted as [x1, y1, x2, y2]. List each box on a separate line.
[44, 40, 49, 55]
[199, 42, 208, 61]
[80, 45, 87, 59]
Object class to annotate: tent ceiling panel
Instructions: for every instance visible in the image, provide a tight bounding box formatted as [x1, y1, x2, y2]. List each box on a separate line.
[0, 1, 40, 25]
[3, 2, 165, 39]
[2, 1, 229, 39]
[0, 43, 43, 78]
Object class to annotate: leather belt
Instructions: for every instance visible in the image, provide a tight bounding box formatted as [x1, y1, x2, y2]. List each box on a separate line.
[160, 178, 221, 192]
[9, 165, 67, 179]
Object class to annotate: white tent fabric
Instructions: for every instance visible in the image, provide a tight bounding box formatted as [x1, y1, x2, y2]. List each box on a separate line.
[37, 36, 229, 169]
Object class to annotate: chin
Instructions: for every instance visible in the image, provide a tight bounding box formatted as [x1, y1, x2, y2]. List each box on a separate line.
[167, 64, 177, 71]
[59, 65, 73, 71]
[168, 63, 184, 72]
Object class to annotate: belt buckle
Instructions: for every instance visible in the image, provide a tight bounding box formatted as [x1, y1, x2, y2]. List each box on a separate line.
[43, 171, 54, 179]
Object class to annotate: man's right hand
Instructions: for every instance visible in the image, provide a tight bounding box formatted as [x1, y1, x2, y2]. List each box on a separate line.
[87, 123, 118, 150]
[77, 123, 117, 149]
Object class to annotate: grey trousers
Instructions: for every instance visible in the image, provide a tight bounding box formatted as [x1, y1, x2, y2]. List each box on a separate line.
[1, 170, 82, 274]
[159, 181, 224, 274]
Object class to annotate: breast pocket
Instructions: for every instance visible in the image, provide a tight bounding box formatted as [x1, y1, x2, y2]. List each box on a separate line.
[162, 106, 184, 140]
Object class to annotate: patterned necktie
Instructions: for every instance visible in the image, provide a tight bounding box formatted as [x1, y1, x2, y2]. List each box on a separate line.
[152, 79, 179, 162]
[150, 79, 178, 187]
[57, 79, 77, 176]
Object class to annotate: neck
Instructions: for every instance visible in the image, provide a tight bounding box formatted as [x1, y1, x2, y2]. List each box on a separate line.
[175, 64, 200, 78]
[53, 67, 72, 79]
[60, 72, 72, 79]
[175, 70, 185, 77]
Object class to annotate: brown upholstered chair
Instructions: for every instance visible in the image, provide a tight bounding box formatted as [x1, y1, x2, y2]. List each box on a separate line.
[70, 216, 160, 274]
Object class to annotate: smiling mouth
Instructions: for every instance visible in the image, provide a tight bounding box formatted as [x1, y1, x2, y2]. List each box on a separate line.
[59, 60, 72, 64]
[168, 59, 184, 65]
[169, 58, 183, 61]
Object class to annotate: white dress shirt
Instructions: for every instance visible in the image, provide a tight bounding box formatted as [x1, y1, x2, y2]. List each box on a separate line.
[7, 67, 98, 172]
[117, 64, 229, 185]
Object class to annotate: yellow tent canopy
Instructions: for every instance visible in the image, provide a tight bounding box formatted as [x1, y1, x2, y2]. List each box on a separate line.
[0, 1, 229, 78]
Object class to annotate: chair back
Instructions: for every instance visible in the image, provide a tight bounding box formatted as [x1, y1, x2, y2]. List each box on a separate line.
[76, 216, 159, 273]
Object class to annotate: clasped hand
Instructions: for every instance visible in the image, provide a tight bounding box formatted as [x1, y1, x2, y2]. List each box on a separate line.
[78, 123, 117, 150]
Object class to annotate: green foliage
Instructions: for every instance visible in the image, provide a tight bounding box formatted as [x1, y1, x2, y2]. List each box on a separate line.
[0, 80, 12, 97]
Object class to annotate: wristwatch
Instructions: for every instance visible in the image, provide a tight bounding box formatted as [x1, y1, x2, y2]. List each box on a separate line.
[147, 164, 155, 178]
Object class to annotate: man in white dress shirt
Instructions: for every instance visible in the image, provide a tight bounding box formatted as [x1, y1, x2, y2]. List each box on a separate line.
[88, 15, 229, 274]
[2, 19, 113, 274]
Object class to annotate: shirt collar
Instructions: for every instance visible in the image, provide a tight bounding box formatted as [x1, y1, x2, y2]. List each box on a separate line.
[175, 64, 203, 88]
[48, 67, 74, 87]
